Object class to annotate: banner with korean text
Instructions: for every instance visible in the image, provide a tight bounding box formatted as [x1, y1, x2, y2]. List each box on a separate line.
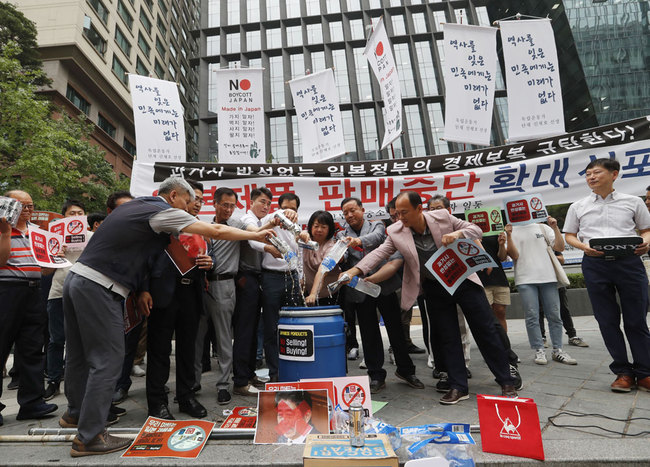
[500, 19, 565, 141]
[129, 116, 650, 224]
[364, 17, 402, 150]
[129, 75, 186, 163]
[289, 69, 345, 163]
[215, 68, 265, 163]
[443, 24, 498, 147]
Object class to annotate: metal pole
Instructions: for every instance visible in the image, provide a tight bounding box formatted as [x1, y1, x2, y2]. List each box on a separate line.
[28, 427, 256, 440]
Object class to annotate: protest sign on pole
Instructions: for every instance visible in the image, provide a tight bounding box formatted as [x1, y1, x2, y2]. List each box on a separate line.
[500, 19, 565, 141]
[128, 117, 650, 224]
[28, 226, 72, 269]
[504, 193, 548, 226]
[425, 239, 499, 295]
[129, 75, 186, 163]
[442, 23, 498, 146]
[364, 17, 402, 150]
[215, 68, 265, 163]
[49, 215, 89, 251]
[289, 69, 345, 163]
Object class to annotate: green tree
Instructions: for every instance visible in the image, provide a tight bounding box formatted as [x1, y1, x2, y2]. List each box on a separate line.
[0, 41, 128, 213]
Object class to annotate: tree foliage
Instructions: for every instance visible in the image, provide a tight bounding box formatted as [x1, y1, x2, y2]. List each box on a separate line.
[0, 41, 129, 213]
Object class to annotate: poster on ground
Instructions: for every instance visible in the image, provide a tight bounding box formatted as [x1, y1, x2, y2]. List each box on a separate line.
[122, 417, 215, 458]
[220, 407, 258, 429]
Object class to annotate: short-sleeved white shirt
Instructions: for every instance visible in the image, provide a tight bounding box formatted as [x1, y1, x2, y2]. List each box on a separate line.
[510, 223, 557, 285]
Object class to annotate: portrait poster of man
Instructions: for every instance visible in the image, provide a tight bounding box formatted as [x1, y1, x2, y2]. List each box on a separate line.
[254, 390, 329, 444]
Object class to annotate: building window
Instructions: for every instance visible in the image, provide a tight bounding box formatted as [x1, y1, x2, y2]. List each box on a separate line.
[169, 43, 177, 60]
[66, 85, 91, 115]
[270, 55, 285, 109]
[332, 49, 350, 103]
[247, 0, 259, 23]
[227, 1, 240, 25]
[305, 0, 320, 16]
[270, 116, 288, 163]
[267, 0, 280, 20]
[123, 138, 136, 156]
[158, 0, 168, 17]
[156, 15, 167, 38]
[412, 12, 427, 34]
[170, 22, 178, 41]
[143, 0, 153, 12]
[208, 0, 219, 27]
[138, 32, 151, 55]
[98, 114, 116, 138]
[326, 0, 340, 14]
[286, 25, 302, 47]
[427, 102, 449, 155]
[135, 57, 148, 75]
[115, 26, 131, 57]
[306, 24, 322, 44]
[246, 30, 260, 51]
[83, 19, 107, 56]
[140, 9, 152, 34]
[155, 36, 165, 57]
[267, 28, 282, 49]
[346, 0, 361, 10]
[359, 108, 379, 159]
[290, 53, 304, 79]
[311, 50, 325, 72]
[226, 32, 240, 54]
[394, 43, 416, 98]
[392, 15, 406, 35]
[117, 0, 133, 29]
[405, 105, 425, 157]
[207, 35, 220, 55]
[112, 55, 128, 84]
[349, 19, 364, 41]
[291, 117, 302, 162]
[415, 41, 438, 96]
[353, 47, 372, 100]
[329, 21, 343, 42]
[154, 60, 165, 78]
[87, 0, 109, 24]
[341, 110, 356, 157]
[168, 62, 176, 79]
[286, 0, 300, 18]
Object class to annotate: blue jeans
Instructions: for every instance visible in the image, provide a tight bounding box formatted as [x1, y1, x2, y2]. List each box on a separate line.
[518, 282, 563, 350]
[47, 298, 65, 384]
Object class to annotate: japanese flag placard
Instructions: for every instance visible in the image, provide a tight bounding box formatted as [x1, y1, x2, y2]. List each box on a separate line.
[28, 226, 72, 269]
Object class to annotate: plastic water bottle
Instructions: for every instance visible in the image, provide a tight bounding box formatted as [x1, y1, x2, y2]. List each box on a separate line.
[274, 211, 319, 250]
[321, 239, 350, 272]
[347, 276, 381, 298]
[268, 235, 298, 269]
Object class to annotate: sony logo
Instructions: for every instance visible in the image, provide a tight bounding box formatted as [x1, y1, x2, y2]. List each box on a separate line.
[592, 244, 636, 251]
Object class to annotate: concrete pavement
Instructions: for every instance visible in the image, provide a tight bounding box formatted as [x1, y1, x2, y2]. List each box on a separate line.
[1, 315, 649, 465]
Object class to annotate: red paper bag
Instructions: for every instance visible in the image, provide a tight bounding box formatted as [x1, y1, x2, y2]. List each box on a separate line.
[476, 394, 544, 461]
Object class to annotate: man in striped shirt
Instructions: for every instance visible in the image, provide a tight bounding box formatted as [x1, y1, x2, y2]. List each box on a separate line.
[0, 190, 58, 426]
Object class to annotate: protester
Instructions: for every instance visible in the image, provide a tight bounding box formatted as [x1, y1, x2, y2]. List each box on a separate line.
[0, 190, 58, 426]
[646, 185, 650, 212]
[505, 218, 577, 366]
[86, 212, 106, 232]
[564, 158, 650, 393]
[342, 191, 517, 404]
[303, 210, 341, 306]
[105, 191, 134, 214]
[61, 177, 275, 456]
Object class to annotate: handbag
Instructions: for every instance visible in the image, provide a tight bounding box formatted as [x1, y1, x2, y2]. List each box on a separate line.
[539, 225, 570, 288]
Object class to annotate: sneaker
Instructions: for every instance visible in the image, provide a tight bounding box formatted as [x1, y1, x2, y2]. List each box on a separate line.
[510, 364, 523, 391]
[435, 373, 450, 393]
[388, 347, 395, 365]
[217, 389, 232, 405]
[347, 347, 359, 360]
[439, 389, 469, 405]
[569, 337, 589, 347]
[110, 406, 126, 417]
[359, 359, 367, 370]
[70, 431, 132, 457]
[131, 364, 145, 377]
[427, 355, 434, 369]
[44, 381, 60, 401]
[552, 349, 577, 365]
[111, 388, 128, 405]
[16, 402, 58, 420]
[534, 349, 547, 365]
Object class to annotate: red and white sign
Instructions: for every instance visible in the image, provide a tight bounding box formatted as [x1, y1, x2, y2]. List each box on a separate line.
[424, 239, 499, 295]
[123, 417, 215, 459]
[220, 407, 257, 429]
[301, 375, 373, 417]
[49, 215, 89, 251]
[504, 192, 548, 226]
[477, 394, 544, 461]
[28, 226, 72, 269]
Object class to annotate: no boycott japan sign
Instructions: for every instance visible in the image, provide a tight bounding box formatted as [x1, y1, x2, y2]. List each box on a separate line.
[278, 324, 315, 361]
[465, 206, 504, 236]
[49, 215, 89, 251]
[28, 226, 72, 269]
[425, 239, 499, 295]
[123, 417, 215, 459]
[504, 193, 548, 225]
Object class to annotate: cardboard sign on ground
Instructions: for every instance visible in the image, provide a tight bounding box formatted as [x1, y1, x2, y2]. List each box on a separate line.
[303, 434, 398, 467]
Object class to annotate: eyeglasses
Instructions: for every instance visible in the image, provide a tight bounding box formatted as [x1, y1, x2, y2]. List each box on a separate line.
[194, 197, 205, 205]
[22, 204, 35, 211]
[217, 202, 237, 210]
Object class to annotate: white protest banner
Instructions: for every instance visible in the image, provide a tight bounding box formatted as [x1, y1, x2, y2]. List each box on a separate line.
[364, 17, 402, 150]
[425, 239, 499, 295]
[49, 216, 89, 251]
[504, 193, 548, 225]
[442, 23, 498, 146]
[465, 206, 504, 237]
[28, 226, 72, 269]
[500, 19, 565, 141]
[289, 69, 345, 163]
[128, 117, 650, 224]
[129, 75, 186, 163]
[215, 68, 265, 163]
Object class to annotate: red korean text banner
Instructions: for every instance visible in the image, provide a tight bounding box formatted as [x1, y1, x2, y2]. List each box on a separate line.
[122, 417, 215, 458]
[130, 116, 650, 224]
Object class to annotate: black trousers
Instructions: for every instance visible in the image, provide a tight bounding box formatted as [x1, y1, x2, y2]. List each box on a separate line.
[377, 292, 416, 377]
[0, 282, 45, 412]
[232, 271, 262, 387]
[146, 282, 201, 409]
[115, 317, 145, 392]
[422, 279, 513, 393]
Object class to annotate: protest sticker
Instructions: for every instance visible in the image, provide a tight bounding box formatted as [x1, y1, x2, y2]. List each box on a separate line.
[220, 407, 257, 429]
[122, 417, 215, 458]
[465, 206, 504, 236]
[302, 375, 372, 417]
[49, 215, 89, 251]
[425, 239, 499, 295]
[504, 193, 548, 226]
[278, 324, 315, 362]
[28, 226, 72, 269]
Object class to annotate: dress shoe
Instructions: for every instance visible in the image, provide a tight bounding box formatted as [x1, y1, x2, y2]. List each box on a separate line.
[407, 343, 426, 354]
[44, 381, 60, 401]
[148, 404, 175, 420]
[59, 410, 118, 427]
[191, 383, 202, 393]
[16, 402, 58, 420]
[501, 384, 518, 398]
[395, 371, 425, 389]
[249, 376, 267, 389]
[637, 376, 650, 392]
[611, 374, 635, 393]
[7, 377, 19, 390]
[178, 397, 207, 418]
[466, 367, 472, 379]
[111, 388, 128, 405]
[369, 380, 386, 394]
[217, 389, 232, 405]
[432, 368, 442, 379]
[110, 405, 126, 417]
[439, 389, 469, 405]
[436, 374, 450, 393]
[233, 384, 259, 397]
[70, 431, 132, 457]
